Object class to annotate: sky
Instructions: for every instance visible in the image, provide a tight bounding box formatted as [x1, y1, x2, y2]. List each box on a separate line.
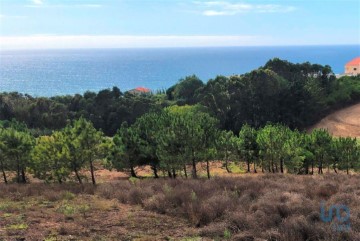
[0, 0, 359, 49]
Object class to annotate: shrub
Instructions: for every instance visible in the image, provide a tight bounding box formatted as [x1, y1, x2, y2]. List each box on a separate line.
[127, 188, 144, 205]
[199, 222, 228, 238]
[316, 182, 339, 199]
[143, 193, 168, 214]
[43, 190, 63, 202]
[281, 215, 321, 241]
[227, 211, 253, 232]
[231, 232, 255, 241]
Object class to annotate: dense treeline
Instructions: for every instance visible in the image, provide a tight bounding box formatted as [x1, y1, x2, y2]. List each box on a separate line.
[0, 106, 359, 184]
[0, 59, 359, 184]
[109, 105, 359, 179]
[0, 87, 168, 136]
[178, 60, 360, 132]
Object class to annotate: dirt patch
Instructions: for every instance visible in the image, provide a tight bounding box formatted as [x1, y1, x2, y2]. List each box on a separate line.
[309, 102, 360, 137]
[0, 194, 198, 240]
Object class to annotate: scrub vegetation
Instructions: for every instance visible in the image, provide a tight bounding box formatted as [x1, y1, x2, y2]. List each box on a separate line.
[0, 174, 359, 240]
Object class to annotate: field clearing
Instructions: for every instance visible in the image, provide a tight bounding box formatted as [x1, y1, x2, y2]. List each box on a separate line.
[310, 103, 360, 138]
[1, 174, 359, 241]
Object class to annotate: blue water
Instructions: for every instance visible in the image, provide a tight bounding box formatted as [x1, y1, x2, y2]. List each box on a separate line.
[0, 45, 359, 97]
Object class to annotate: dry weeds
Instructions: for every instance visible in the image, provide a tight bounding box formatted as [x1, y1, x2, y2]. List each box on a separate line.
[0, 174, 359, 240]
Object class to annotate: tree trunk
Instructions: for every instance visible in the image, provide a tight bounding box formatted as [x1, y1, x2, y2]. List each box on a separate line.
[280, 159, 284, 173]
[17, 161, 21, 183]
[21, 168, 26, 183]
[225, 159, 231, 173]
[1, 166, 7, 184]
[311, 162, 314, 175]
[254, 162, 257, 173]
[168, 170, 172, 178]
[246, 160, 250, 173]
[90, 160, 96, 185]
[130, 165, 137, 178]
[333, 165, 338, 174]
[192, 152, 197, 179]
[318, 160, 323, 174]
[183, 165, 188, 179]
[224, 151, 230, 173]
[152, 164, 159, 178]
[318, 155, 323, 174]
[206, 160, 211, 179]
[74, 167, 82, 184]
[172, 168, 176, 179]
[346, 166, 349, 175]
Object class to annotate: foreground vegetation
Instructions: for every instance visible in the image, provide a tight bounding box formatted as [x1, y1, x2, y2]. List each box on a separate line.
[0, 175, 359, 240]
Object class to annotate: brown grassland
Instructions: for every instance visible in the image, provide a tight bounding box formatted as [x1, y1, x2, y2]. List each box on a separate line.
[1, 104, 360, 241]
[0, 169, 359, 241]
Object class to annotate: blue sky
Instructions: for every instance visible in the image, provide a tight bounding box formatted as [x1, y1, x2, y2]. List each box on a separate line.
[0, 0, 359, 49]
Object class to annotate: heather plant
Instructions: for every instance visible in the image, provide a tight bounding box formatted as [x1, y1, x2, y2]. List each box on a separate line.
[0, 174, 359, 240]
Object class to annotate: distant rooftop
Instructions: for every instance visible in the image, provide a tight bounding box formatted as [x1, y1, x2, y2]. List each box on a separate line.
[345, 57, 360, 66]
[135, 87, 150, 92]
[128, 86, 151, 94]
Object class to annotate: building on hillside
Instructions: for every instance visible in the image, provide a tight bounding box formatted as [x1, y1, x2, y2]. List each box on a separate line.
[128, 86, 151, 95]
[345, 57, 360, 76]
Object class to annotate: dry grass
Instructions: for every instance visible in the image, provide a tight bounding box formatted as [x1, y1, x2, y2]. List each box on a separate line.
[0, 174, 359, 240]
[309, 102, 360, 138]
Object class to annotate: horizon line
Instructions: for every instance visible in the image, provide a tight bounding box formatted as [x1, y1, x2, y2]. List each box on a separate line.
[1, 35, 359, 50]
[1, 44, 360, 52]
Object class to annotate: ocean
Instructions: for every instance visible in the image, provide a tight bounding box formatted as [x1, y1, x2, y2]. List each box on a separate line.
[0, 45, 359, 97]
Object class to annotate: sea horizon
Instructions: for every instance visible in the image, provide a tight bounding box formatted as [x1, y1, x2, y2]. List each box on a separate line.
[1, 44, 359, 52]
[1, 45, 359, 97]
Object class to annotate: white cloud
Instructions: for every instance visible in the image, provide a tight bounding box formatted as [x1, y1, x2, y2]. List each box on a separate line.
[75, 4, 102, 8]
[203, 10, 233, 16]
[31, 0, 44, 5]
[0, 15, 27, 19]
[194, 1, 296, 16]
[25, 1, 102, 8]
[255, 4, 296, 13]
[0, 35, 268, 50]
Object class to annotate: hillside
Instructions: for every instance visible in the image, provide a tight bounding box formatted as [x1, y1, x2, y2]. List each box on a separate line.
[310, 102, 360, 137]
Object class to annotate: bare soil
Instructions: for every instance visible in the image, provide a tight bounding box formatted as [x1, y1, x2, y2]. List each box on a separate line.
[0, 191, 199, 241]
[310, 102, 360, 137]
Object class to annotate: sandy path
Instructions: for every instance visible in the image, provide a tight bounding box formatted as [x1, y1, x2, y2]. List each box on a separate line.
[310, 102, 360, 137]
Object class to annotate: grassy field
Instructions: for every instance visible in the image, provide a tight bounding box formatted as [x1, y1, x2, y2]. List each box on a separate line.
[0, 174, 359, 241]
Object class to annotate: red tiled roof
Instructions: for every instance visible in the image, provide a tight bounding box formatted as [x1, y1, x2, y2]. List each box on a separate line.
[346, 57, 360, 66]
[134, 87, 150, 93]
